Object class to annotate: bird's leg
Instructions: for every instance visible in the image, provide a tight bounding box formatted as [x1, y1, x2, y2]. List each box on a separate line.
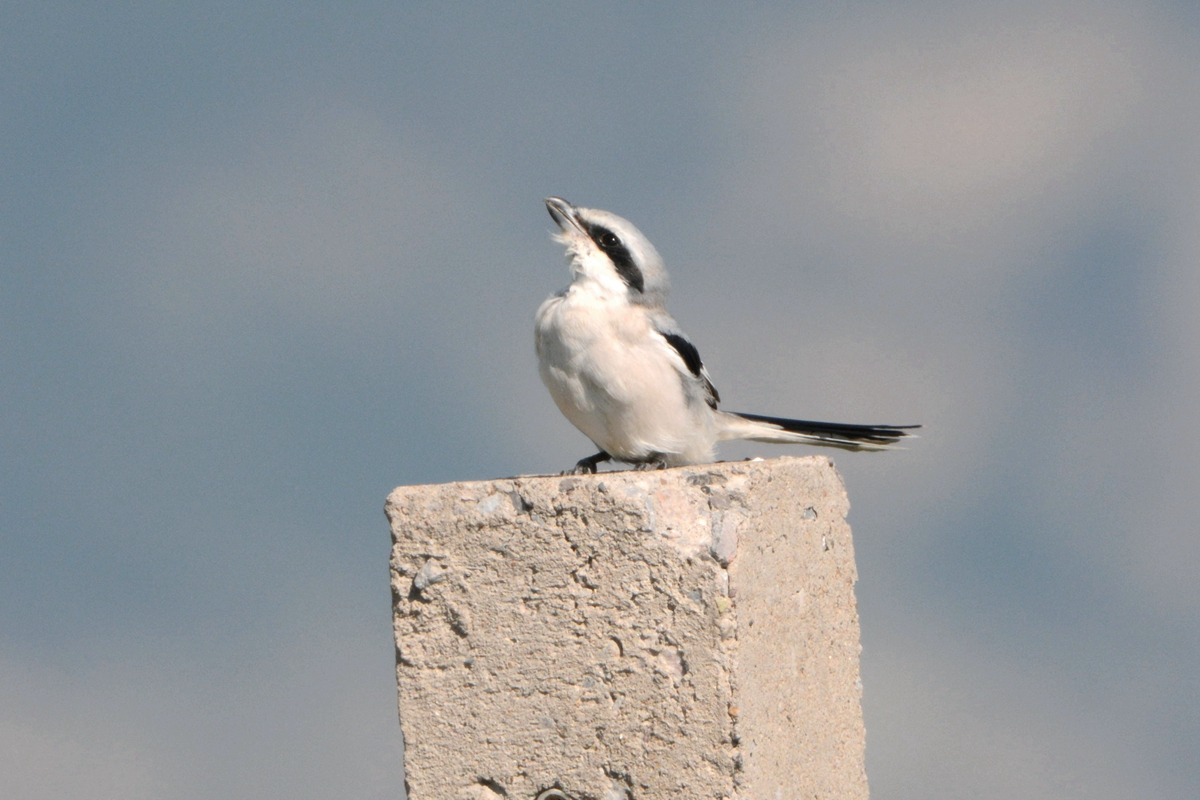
[633, 456, 668, 471]
[567, 450, 611, 475]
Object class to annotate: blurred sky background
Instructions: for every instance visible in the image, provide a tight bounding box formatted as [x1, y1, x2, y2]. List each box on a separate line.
[3, 2, 1199, 798]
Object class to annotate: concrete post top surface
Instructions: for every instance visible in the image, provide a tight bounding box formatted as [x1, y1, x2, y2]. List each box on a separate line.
[387, 456, 867, 800]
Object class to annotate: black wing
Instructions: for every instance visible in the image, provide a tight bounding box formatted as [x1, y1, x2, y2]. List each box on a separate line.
[659, 330, 721, 409]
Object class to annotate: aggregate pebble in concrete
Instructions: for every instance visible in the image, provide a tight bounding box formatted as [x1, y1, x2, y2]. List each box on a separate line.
[386, 455, 868, 800]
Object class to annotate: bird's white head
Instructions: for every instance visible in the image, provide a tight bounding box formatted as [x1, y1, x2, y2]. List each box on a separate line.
[545, 197, 669, 305]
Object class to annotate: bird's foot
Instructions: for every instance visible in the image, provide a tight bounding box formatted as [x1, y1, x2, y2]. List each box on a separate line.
[633, 458, 667, 471]
[565, 450, 611, 475]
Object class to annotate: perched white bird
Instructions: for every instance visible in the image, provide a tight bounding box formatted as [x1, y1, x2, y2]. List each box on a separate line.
[535, 197, 919, 474]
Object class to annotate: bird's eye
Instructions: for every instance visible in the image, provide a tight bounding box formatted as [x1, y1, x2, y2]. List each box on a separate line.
[599, 231, 619, 248]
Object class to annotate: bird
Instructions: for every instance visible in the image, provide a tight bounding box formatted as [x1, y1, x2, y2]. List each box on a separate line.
[535, 197, 919, 474]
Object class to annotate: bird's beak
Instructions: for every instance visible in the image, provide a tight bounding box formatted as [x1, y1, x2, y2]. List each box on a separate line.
[545, 196, 586, 235]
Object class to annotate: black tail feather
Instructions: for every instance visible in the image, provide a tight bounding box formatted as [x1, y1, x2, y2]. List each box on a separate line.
[731, 412, 920, 447]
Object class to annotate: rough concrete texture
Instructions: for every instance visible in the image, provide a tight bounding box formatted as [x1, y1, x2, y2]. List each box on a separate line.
[386, 455, 868, 800]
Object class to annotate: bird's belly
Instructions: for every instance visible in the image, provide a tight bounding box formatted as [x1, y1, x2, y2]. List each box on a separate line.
[536, 297, 715, 463]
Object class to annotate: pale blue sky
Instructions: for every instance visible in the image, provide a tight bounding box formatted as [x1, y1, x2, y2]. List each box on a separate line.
[3, 2, 1199, 798]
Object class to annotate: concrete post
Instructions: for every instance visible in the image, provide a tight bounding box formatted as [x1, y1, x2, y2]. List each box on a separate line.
[386, 455, 868, 800]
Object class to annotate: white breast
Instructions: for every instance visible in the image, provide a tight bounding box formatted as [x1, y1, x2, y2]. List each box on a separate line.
[535, 284, 717, 465]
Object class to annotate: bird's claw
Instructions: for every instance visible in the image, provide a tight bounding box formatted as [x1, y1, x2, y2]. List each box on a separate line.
[565, 451, 612, 475]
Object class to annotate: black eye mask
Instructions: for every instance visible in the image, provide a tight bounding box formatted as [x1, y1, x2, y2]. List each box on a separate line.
[584, 223, 644, 294]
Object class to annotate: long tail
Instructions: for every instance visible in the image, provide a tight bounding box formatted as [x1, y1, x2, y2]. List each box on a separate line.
[718, 411, 920, 452]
